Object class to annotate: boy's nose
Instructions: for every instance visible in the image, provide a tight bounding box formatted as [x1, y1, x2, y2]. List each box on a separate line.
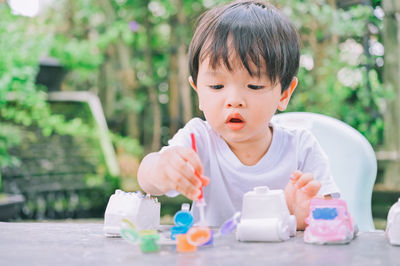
[226, 101, 244, 108]
[225, 92, 246, 108]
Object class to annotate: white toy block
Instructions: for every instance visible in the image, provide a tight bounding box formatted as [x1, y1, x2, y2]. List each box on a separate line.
[236, 186, 296, 241]
[103, 189, 160, 237]
[386, 198, 400, 245]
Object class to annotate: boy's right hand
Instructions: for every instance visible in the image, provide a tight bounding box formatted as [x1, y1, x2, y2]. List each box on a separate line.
[152, 146, 208, 200]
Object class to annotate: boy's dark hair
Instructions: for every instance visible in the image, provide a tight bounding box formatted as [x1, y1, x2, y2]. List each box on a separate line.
[188, 0, 300, 92]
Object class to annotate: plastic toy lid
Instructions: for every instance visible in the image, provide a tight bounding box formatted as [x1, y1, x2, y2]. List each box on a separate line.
[170, 225, 190, 240]
[220, 219, 237, 235]
[186, 226, 211, 246]
[121, 228, 139, 243]
[174, 211, 194, 227]
[219, 212, 241, 235]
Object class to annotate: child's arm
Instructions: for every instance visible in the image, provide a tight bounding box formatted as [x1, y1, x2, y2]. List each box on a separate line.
[284, 170, 322, 230]
[137, 146, 206, 200]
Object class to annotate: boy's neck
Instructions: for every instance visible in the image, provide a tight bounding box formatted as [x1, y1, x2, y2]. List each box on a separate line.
[226, 126, 274, 166]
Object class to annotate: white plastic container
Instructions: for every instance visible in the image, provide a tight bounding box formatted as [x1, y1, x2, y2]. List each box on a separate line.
[103, 190, 160, 237]
[386, 198, 400, 245]
[236, 186, 296, 241]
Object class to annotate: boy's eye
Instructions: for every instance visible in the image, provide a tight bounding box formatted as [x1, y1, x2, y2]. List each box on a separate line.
[209, 85, 224, 90]
[248, 85, 265, 90]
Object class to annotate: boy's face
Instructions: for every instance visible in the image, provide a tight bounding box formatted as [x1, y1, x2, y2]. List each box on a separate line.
[190, 55, 297, 145]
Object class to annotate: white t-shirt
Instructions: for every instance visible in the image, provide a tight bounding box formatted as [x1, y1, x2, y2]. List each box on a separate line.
[161, 118, 340, 226]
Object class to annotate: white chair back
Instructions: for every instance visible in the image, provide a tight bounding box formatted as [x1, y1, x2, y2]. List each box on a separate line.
[272, 112, 377, 231]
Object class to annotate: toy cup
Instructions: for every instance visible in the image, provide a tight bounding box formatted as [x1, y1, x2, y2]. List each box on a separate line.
[186, 226, 212, 246]
[176, 234, 197, 252]
[171, 203, 194, 240]
[139, 230, 160, 252]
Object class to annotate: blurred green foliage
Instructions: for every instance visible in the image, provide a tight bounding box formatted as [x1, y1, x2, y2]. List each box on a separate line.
[277, 0, 387, 146]
[1, 0, 386, 168]
[38, 0, 386, 150]
[0, 4, 50, 167]
[0, 3, 142, 170]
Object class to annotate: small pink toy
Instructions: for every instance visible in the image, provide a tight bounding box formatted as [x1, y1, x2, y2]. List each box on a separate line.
[304, 198, 357, 244]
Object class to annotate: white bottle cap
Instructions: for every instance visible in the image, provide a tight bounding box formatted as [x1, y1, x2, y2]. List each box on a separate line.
[254, 186, 269, 194]
[181, 203, 190, 212]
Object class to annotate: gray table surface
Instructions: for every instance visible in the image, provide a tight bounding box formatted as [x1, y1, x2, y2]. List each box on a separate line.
[0, 222, 398, 266]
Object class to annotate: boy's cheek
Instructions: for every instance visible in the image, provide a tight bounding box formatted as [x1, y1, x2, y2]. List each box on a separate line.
[196, 93, 205, 111]
[198, 100, 204, 111]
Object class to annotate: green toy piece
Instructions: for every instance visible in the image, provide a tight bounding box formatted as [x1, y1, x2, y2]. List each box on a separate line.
[139, 231, 160, 253]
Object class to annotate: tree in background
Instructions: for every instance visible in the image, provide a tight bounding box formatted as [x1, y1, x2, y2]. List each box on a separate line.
[1, 0, 386, 182]
[277, 0, 385, 146]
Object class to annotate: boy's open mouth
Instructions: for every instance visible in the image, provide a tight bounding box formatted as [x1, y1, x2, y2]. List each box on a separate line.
[225, 113, 245, 130]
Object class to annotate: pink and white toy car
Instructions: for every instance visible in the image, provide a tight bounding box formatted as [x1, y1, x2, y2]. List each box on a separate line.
[304, 198, 357, 244]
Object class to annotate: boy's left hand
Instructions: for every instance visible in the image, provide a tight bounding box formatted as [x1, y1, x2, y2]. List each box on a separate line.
[284, 170, 321, 230]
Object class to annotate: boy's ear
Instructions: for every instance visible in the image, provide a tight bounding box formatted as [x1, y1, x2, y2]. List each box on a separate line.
[278, 77, 298, 111]
[189, 76, 198, 91]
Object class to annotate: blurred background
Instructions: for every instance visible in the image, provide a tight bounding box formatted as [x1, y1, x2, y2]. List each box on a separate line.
[0, 0, 399, 228]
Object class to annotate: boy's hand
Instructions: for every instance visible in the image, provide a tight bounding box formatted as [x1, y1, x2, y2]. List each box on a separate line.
[153, 146, 209, 200]
[284, 170, 321, 230]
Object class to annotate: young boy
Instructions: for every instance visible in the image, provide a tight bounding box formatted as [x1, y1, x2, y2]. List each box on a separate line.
[138, 0, 339, 230]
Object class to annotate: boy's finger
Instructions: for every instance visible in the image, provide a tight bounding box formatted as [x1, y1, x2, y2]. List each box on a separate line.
[290, 170, 303, 182]
[301, 180, 321, 197]
[296, 172, 314, 189]
[199, 175, 210, 186]
[176, 148, 204, 176]
[170, 155, 202, 188]
[177, 184, 200, 201]
[167, 171, 200, 200]
[163, 163, 198, 191]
